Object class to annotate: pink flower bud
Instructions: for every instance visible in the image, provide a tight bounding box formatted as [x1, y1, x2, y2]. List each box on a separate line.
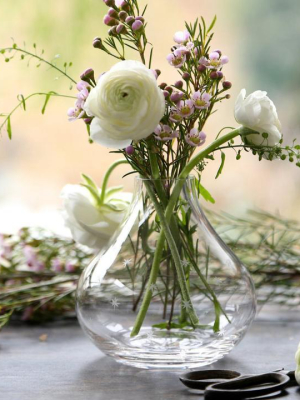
[210, 71, 218, 80]
[197, 64, 206, 73]
[84, 117, 93, 125]
[222, 81, 232, 90]
[182, 72, 190, 81]
[126, 145, 134, 155]
[132, 20, 143, 32]
[93, 37, 103, 49]
[80, 68, 95, 84]
[108, 8, 118, 18]
[125, 16, 135, 25]
[164, 86, 173, 94]
[103, 0, 115, 6]
[216, 71, 223, 79]
[163, 90, 170, 98]
[135, 16, 145, 22]
[116, 24, 127, 34]
[118, 11, 128, 21]
[103, 14, 118, 26]
[108, 26, 118, 36]
[159, 82, 167, 89]
[174, 80, 184, 89]
[170, 92, 183, 103]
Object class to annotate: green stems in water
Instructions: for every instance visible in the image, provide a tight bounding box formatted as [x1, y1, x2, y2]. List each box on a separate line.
[130, 128, 242, 337]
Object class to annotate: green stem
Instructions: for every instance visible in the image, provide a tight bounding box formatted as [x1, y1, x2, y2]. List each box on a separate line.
[131, 230, 165, 336]
[130, 128, 242, 336]
[143, 182, 199, 325]
[2, 47, 77, 84]
[99, 160, 128, 204]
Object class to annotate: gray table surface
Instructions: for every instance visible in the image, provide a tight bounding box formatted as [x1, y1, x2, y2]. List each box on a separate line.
[1, 310, 300, 400]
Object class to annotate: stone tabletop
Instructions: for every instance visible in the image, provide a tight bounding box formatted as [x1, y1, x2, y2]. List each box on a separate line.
[1, 312, 300, 400]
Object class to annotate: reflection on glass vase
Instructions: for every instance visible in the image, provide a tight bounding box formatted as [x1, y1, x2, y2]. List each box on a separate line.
[76, 176, 256, 370]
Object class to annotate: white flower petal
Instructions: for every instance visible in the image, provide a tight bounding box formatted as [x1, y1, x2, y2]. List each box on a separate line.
[234, 89, 282, 147]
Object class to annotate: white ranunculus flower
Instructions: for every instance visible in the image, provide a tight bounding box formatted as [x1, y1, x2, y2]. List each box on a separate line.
[235, 89, 282, 146]
[61, 184, 132, 250]
[84, 60, 165, 149]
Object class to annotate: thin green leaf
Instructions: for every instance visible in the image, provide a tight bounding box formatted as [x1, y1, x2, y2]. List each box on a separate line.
[18, 94, 26, 111]
[0, 310, 13, 330]
[197, 182, 215, 204]
[105, 186, 124, 198]
[148, 47, 153, 69]
[81, 174, 98, 192]
[41, 91, 56, 114]
[215, 151, 226, 179]
[7, 116, 12, 139]
[207, 15, 217, 33]
[80, 184, 100, 204]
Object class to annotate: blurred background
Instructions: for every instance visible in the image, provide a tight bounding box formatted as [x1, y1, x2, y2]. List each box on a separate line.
[0, 0, 300, 234]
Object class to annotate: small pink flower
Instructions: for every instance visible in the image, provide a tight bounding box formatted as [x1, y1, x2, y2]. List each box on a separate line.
[169, 108, 183, 123]
[199, 56, 209, 66]
[177, 99, 194, 118]
[185, 128, 206, 147]
[192, 92, 212, 110]
[65, 261, 76, 273]
[167, 48, 186, 68]
[76, 80, 89, 91]
[51, 258, 63, 273]
[154, 124, 179, 141]
[203, 51, 229, 70]
[173, 30, 190, 44]
[67, 107, 85, 121]
[23, 245, 38, 265]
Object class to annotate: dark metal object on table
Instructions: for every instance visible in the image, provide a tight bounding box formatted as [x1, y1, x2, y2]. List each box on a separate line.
[179, 369, 241, 390]
[180, 369, 297, 399]
[204, 372, 290, 399]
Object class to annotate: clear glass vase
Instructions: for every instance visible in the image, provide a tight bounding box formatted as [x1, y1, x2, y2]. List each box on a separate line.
[76, 176, 256, 370]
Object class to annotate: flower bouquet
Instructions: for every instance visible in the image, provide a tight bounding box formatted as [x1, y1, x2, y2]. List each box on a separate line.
[1, 0, 300, 369]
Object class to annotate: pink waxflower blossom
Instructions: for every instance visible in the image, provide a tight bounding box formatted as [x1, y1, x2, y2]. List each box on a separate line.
[201, 51, 229, 70]
[154, 124, 179, 141]
[192, 92, 212, 110]
[173, 30, 190, 44]
[177, 99, 194, 118]
[199, 56, 210, 67]
[23, 245, 38, 265]
[170, 91, 184, 103]
[76, 80, 90, 91]
[65, 261, 76, 273]
[51, 258, 63, 273]
[23, 245, 45, 271]
[115, 0, 126, 6]
[67, 107, 85, 121]
[169, 108, 183, 123]
[167, 48, 186, 68]
[185, 128, 206, 147]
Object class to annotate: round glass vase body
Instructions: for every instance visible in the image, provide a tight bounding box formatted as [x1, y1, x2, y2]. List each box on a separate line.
[76, 177, 256, 370]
